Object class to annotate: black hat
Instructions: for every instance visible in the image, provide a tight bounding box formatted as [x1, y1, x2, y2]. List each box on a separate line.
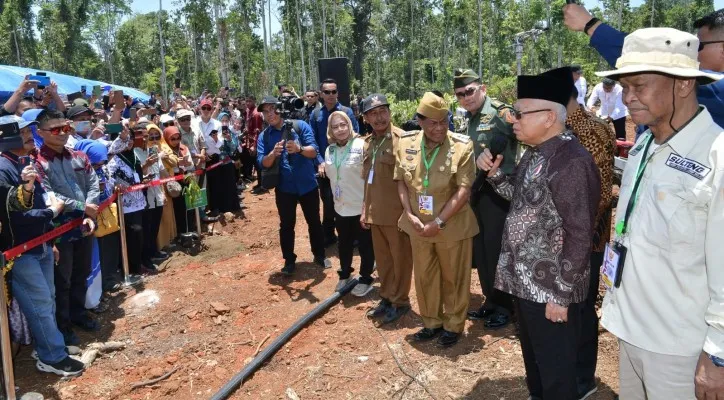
[518, 68, 575, 107]
[256, 96, 278, 112]
[541, 66, 578, 101]
[66, 104, 93, 119]
[361, 94, 389, 114]
[453, 68, 481, 89]
[0, 116, 25, 152]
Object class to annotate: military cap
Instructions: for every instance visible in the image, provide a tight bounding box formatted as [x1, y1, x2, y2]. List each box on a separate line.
[416, 92, 449, 121]
[453, 68, 481, 89]
[361, 94, 389, 114]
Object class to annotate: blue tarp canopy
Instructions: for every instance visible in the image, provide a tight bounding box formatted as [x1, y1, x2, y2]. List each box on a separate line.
[0, 65, 150, 102]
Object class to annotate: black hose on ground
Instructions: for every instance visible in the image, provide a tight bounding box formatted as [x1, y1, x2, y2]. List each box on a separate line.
[209, 278, 359, 400]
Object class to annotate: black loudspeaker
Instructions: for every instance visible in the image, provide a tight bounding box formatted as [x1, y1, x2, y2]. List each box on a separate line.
[318, 57, 350, 107]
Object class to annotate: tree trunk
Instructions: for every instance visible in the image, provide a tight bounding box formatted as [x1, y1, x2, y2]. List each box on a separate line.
[477, 0, 483, 78]
[261, 0, 269, 84]
[409, 0, 414, 100]
[650, 0, 655, 26]
[322, 0, 328, 58]
[158, 0, 168, 100]
[12, 29, 21, 66]
[216, 8, 230, 87]
[295, 0, 307, 92]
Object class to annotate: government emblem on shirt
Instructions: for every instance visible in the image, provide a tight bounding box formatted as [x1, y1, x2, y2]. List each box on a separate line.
[665, 154, 711, 180]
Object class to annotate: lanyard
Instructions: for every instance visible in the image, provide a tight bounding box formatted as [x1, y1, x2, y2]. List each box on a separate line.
[615, 134, 655, 236]
[421, 137, 441, 190]
[370, 136, 387, 168]
[332, 141, 352, 183]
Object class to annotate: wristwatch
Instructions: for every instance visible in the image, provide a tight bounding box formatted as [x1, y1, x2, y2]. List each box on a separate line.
[709, 353, 724, 368]
[434, 217, 446, 229]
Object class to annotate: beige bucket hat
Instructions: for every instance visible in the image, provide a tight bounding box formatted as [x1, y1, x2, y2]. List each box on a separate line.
[596, 27, 722, 84]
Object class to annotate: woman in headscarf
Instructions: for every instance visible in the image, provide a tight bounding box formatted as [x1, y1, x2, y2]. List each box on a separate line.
[323, 111, 375, 297]
[107, 123, 150, 275]
[134, 123, 169, 269]
[145, 124, 176, 254]
[209, 113, 241, 213]
[161, 126, 197, 237]
[74, 139, 123, 292]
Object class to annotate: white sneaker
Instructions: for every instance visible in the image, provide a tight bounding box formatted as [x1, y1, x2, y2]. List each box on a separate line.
[336, 278, 350, 291]
[351, 283, 373, 297]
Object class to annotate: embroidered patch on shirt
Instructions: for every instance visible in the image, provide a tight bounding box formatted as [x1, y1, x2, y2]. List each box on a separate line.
[628, 143, 645, 156]
[665, 154, 711, 180]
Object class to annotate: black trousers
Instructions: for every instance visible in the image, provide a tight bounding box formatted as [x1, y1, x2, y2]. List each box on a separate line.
[317, 176, 336, 240]
[55, 237, 92, 332]
[335, 213, 375, 284]
[517, 298, 581, 400]
[124, 210, 144, 274]
[612, 117, 626, 140]
[240, 148, 257, 182]
[97, 231, 121, 289]
[172, 190, 196, 235]
[275, 188, 326, 264]
[577, 250, 603, 387]
[472, 184, 513, 314]
[216, 163, 241, 212]
[206, 155, 223, 212]
[142, 206, 163, 265]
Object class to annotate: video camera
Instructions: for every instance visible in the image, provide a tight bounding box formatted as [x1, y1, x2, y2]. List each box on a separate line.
[276, 95, 304, 119]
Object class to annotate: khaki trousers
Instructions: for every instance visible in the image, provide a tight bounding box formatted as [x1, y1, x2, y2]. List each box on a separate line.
[370, 225, 413, 306]
[410, 237, 472, 333]
[619, 339, 698, 400]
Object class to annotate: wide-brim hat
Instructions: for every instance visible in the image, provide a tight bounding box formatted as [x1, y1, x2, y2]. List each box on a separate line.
[596, 27, 722, 84]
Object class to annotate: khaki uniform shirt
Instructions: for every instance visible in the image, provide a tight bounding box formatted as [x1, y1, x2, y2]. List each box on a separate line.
[393, 130, 479, 243]
[362, 125, 404, 226]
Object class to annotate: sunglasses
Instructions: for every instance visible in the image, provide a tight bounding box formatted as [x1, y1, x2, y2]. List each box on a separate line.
[454, 86, 479, 99]
[41, 125, 71, 135]
[148, 135, 161, 140]
[162, 121, 175, 127]
[511, 108, 551, 120]
[699, 40, 724, 52]
[178, 117, 191, 122]
[201, 106, 212, 111]
[322, 90, 338, 95]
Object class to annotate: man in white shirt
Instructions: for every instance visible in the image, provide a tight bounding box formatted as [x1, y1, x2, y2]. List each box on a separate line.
[572, 65, 587, 107]
[198, 98, 223, 217]
[596, 27, 724, 400]
[586, 78, 628, 140]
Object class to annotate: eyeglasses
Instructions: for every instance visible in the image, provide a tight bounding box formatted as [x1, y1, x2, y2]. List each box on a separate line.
[201, 106, 212, 111]
[178, 117, 191, 122]
[162, 121, 175, 127]
[40, 124, 71, 135]
[454, 86, 479, 99]
[331, 122, 349, 130]
[698, 40, 724, 52]
[322, 90, 338, 95]
[148, 135, 161, 140]
[511, 108, 551, 120]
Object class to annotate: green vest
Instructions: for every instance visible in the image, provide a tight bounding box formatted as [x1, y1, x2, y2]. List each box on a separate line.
[463, 96, 517, 176]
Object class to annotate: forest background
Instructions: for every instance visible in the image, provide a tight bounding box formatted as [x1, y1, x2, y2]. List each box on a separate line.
[0, 0, 718, 115]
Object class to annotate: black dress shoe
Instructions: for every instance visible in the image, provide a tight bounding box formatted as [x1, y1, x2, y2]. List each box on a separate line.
[467, 307, 495, 321]
[412, 327, 443, 341]
[72, 317, 100, 332]
[484, 312, 511, 329]
[281, 262, 295, 276]
[381, 305, 410, 324]
[436, 330, 459, 347]
[577, 380, 598, 400]
[367, 299, 391, 318]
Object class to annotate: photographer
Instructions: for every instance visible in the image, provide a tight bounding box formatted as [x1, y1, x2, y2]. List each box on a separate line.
[256, 96, 330, 276]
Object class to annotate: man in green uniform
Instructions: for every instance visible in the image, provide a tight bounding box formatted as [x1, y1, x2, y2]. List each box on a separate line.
[454, 68, 517, 329]
[360, 94, 414, 325]
[395, 92, 479, 347]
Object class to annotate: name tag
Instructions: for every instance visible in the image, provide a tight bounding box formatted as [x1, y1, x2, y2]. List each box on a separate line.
[418, 195, 433, 216]
[665, 154, 711, 180]
[601, 241, 627, 291]
[367, 169, 374, 184]
[334, 184, 342, 200]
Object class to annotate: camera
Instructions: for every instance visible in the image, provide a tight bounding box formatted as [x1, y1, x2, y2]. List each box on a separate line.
[276, 95, 304, 119]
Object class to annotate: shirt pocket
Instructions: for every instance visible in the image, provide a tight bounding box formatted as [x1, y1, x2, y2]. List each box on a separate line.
[641, 182, 699, 248]
[377, 151, 396, 178]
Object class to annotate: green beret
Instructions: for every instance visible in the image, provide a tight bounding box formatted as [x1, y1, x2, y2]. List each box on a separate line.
[453, 68, 481, 89]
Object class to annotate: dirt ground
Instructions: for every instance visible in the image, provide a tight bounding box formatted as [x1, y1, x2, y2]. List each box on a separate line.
[10, 118, 635, 400]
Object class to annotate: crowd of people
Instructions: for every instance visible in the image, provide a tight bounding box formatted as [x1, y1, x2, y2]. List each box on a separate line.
[0, 4, 722, 400]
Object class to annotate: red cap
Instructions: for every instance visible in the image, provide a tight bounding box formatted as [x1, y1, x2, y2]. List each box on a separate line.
[200, 99, 213, 107]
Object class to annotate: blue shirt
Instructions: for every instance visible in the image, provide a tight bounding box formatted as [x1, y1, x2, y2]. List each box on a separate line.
[309, 102, 359, 164]
[256, 120, 319, 196]
[590, 23, 724, 128]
